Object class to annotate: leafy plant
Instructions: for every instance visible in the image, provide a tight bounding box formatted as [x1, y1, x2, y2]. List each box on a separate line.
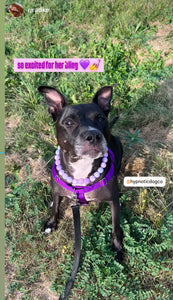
[124, 129, 144, 148]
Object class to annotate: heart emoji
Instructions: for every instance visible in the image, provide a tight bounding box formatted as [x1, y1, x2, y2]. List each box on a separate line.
[80, 60, 90, 70]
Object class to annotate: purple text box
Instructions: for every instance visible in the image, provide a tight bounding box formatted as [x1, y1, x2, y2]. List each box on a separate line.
[14, 58, 104, 72]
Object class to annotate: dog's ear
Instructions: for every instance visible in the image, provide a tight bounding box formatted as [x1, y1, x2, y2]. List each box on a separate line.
[92, 86, 114, 116]
[38, 86, 69, 121]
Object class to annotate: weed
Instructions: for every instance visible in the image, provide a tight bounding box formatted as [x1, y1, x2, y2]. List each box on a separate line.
[124, 129, 144, 148]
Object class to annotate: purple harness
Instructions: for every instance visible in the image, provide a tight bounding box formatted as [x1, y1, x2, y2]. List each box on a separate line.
[52, 148, 115, 206]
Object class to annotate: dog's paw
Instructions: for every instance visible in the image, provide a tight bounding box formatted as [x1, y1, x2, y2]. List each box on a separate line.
[44, 225, 56, 235]
[45, 227, 52, 235]
[44, 219, 57, 235]
[50, 201, 53, 208]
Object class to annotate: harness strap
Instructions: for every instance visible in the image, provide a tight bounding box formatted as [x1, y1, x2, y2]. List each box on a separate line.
[59, 204, 81, 300]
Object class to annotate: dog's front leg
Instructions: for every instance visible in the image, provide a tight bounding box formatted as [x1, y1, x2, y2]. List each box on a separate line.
[109, 196, 123, 262]
[44, 193, 63, 234]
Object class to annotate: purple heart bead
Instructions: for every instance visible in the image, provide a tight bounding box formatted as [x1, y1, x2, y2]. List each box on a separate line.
[79, 59, 90, 70]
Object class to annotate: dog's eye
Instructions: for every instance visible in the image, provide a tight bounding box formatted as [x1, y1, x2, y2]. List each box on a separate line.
[96, 114, 105, 122]
[65, 119, 73, 127]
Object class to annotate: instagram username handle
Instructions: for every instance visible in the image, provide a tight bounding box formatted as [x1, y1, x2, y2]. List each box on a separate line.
[124, 177, 166, 187]
[28, 7, 49, 13]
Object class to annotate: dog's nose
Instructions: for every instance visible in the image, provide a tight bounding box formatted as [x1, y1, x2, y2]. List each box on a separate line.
[85, 131, 102, 144]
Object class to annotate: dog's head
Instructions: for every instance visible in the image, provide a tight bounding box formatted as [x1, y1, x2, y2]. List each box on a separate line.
[38, 85, 114, 159]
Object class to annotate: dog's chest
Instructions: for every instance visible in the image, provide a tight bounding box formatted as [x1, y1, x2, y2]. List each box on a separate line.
[69, 157, 93, 179]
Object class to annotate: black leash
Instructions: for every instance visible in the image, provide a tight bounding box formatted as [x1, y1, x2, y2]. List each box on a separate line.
[59, 204, 81, 300]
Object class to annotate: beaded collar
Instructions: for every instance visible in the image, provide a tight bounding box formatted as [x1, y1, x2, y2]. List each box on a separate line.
[52, 147, 115, 206]
[55, 146, 109, 186]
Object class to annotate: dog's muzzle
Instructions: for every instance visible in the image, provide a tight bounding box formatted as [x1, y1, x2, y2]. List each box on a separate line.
[75, 129, 107, 158]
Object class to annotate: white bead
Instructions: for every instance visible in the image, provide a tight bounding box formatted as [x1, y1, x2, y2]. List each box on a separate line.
[102, 157, 108, 163]
[90, 175, 96, 182]
[55, 159, 60, 166]
[98, 167, 104, 173]
[59, 170, 65, 176]
[62, 173, 68, 180]
[72, 179, 78, 185]
[101, 162, 106, 168]
[84, 178, 90, 185]
[67, 177, 73, 184]
[56, 164, 62, 171]
[94, 172, 100, 178]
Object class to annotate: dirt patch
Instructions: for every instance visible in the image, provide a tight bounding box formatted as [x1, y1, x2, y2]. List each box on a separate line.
[148, 22, 173, 64]
[5, 115, 21, 130]
[153, 78, 173, 106]
[140, 124, 173, 145]
[137, 22, 173, 65]
[5, 153, 22, 167]
[5, 251, 58, 300]
[18, 157, 50, 184]
[137, 79, 173, 145]
[124, 156, 146, 176]
[30, 276, 60, 300]
[166, 130, 173, 143]
[136, 48, 151, 63]
[5, 153, 51, 194]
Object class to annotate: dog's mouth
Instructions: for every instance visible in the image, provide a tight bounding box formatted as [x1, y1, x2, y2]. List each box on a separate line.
[82, 147, 104, 158]
[75, 142, 107, 159]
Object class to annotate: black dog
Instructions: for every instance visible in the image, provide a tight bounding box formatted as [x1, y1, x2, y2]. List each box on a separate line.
[38, 85, 123, 261]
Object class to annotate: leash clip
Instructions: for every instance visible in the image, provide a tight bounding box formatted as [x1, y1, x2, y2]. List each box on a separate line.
[71, 190, 79, 206]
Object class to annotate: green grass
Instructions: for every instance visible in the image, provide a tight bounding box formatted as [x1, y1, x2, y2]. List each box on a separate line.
[5, 0, 173, 299]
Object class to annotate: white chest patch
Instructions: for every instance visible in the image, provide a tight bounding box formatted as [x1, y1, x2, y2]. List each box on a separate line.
[70, 156, 94, 179]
